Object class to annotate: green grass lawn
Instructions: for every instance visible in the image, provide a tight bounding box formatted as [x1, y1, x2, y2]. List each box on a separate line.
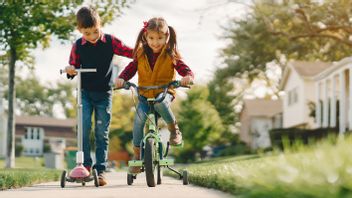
[0, 157, 60, 190]
[174, 136, 352, 198]
[0, 156, 44, 169]
[0, 168, 60, 190]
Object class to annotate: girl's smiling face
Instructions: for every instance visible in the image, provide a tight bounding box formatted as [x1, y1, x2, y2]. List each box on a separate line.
[146, 30, 167, 53]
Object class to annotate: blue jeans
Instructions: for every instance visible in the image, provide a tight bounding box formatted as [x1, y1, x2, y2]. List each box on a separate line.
[82, 90, 112, 173]
[132, 93, 176, 147]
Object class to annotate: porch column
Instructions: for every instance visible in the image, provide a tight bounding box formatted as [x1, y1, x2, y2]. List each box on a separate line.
[339, 71, 346, 134]
[315, 81, 321, 128]
[330, 76, 336, 127]
[323, 80, 329, 128]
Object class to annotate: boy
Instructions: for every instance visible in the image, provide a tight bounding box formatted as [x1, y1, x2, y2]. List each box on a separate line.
[65, 6, 133, 186]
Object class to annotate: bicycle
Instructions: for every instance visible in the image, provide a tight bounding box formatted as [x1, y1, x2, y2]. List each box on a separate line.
[116, 80, 190, 187]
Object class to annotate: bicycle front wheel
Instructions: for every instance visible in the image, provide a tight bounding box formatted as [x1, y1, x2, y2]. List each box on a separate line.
[144, 138, 157, 187]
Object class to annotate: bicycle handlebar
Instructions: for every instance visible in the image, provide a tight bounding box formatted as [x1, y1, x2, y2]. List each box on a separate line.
[114, 80, 192, 103]
[59, 67, 97, 75]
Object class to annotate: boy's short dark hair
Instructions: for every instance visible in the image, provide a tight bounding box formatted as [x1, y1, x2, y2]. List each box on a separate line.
[76, 6, 100, 29]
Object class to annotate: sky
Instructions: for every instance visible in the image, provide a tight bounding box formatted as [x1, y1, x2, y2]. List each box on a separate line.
[30, 0, 247, 85]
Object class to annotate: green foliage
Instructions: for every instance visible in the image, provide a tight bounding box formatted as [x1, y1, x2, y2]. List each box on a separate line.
[270, 127, 339, 150]
[176, 86, 225, 162]
[109, 92, 135, 151]
[208, 72, 237, 134]
[111, 92, 135, 132]
[0, 1, 133, 57]
[3, 73, 75, 117]
[176, 135, 352, 197]
[14, 144, 23, 157]
[0, 169, 60, 190]
[219, 0, 352, 81]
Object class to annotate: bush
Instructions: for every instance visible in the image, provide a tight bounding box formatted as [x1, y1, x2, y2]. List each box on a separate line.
[15, 144, 23, 157]
[43, 144, 51, 153]
[214, 142, 252, 157]
[269, 127, 338, 150]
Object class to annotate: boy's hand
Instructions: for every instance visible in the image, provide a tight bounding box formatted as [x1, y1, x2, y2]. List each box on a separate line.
[180, 75, 193, 86]
[115, 78, 125, 88]
[65, 65, 77, 76]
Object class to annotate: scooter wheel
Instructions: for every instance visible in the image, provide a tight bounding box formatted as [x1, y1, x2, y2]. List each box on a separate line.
[93, 169, 99, 187]
[127, 173, 134, 185]
[182, 170, 189, 185]
[60, 170, 67, 188]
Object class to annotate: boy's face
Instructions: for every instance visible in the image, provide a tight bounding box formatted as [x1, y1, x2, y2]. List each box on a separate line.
[79, 25, 101, 44]
[146, 31, 167, 53]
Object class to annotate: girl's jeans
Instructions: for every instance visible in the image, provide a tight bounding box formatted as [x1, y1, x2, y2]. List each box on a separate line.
[82, 90, 112, 174]
[133, 93, 176, 147]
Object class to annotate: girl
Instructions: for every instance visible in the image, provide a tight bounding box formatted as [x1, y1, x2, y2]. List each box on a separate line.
[115, 17, 194, 173]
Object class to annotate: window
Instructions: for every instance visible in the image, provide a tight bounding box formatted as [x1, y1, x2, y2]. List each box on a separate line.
[288, 87, 299, 106]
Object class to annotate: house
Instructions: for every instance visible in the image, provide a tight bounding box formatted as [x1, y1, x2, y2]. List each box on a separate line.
[15, 115, 76, 156]
[279, 61, 331, 129]
[314, 57, 352, 134]
[239, 99, 282, 149]
[0, 112, 76, 158]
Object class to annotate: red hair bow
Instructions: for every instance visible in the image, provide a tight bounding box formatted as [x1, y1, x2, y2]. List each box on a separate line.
[143, 21, 148, 32]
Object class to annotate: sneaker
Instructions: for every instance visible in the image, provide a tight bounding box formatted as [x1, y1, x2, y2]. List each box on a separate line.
[168, 122, 183, 145]
[98, 172, 107, 186]
[169, 131, 182, 145]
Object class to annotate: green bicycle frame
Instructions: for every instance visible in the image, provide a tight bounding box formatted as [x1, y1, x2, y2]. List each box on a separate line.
[128, 99, 174, 168]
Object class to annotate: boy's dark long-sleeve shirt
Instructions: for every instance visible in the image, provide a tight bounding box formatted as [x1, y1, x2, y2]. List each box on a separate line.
[69, 33, 133, 66]
[68, 33, 133, 91]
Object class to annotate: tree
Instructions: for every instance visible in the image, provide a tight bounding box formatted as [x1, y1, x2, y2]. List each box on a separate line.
[109, 92, 135, 151]
[219, 0, 352, 80]
[258, 0, 352, 51]
[16, 75, 75, 117]
[176, 86, 224, 162]
[210, 1, 352, 134]
[0, 1, 133, 168]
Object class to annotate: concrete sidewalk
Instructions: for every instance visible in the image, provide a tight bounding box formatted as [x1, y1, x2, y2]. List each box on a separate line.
[0, 170, 234, 198]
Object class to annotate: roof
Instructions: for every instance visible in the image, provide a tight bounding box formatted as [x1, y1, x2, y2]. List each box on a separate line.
[314, 56, 352, 81]
[242, 99, 282, 117]
[290, 61, 331, 77]
[15, 116, 76, 127]
[279, 60, 332, 90]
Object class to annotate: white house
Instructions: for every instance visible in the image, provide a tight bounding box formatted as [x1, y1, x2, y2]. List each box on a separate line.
[314, 57, 352, 134]
[239, 99, 282, 149]
[279, 61, 331, 129]
[0, 96, 76, 157]
[15, 116, 76, 156]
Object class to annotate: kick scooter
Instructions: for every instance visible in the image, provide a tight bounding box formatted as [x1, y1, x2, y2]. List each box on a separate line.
[59, 67, 99, 187]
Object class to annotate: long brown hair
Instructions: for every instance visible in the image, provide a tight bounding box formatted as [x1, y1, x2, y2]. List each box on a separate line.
[132, 17, 181, 63]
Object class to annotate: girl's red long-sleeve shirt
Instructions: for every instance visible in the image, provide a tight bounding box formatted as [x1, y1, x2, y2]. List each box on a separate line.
[119, 52, 194, 81]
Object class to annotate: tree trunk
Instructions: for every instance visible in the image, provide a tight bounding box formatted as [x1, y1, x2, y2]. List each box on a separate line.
[5, 47, 16, 168]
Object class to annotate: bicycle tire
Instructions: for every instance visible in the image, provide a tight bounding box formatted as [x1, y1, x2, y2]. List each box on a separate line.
[145, 138, 156, 187]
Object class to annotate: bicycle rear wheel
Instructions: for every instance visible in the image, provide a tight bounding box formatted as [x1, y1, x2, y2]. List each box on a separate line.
[144, 138, 157, 187]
